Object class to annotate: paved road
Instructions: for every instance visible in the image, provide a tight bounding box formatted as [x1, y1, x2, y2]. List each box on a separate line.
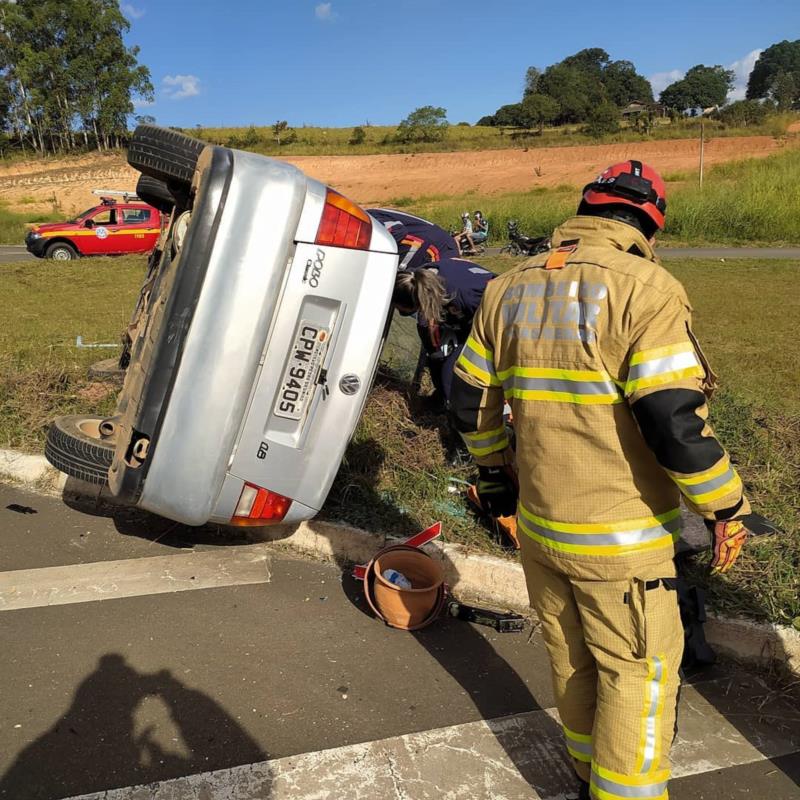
[0, 245, 34, 263]
[1, 483, 798, 800]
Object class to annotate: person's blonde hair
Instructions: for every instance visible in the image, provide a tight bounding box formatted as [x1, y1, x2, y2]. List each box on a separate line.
[394, 268, 450, 326]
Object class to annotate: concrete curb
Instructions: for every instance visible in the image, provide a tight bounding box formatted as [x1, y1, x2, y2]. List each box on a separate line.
[2, 447, 799, 677]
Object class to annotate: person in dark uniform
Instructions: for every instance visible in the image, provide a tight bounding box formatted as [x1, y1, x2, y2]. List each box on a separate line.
[368, 208, 460, 271]
[391, 257, 495, 403]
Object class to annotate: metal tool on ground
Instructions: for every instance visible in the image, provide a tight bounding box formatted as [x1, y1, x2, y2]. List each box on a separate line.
[446, 600, 526, 633]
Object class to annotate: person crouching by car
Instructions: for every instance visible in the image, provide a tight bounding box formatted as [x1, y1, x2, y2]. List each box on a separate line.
[368, 208, 460, 270]
[391, 257, 494, 405]
[392, 258, 520, 548]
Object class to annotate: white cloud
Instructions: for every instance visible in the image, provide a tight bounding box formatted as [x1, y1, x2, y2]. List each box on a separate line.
[727, 48, 762, 101]
[648, 69, 685, 98]
[315, 2, 336, 21]
[121, 2, 145, 19]
[162, 74, 200, 100]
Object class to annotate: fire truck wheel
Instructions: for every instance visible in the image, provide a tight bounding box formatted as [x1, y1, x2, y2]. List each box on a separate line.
[45, 415, 115, 485]
[46, 241, 78, 261]
[136, 175, 175, 215]
[128, 124, 206, 186]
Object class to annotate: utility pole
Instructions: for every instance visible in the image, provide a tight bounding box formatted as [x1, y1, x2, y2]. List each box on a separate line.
[699, 121, 705, 189]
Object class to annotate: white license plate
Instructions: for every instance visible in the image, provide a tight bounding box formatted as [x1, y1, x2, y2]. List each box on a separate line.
[273, 321, 329, 421]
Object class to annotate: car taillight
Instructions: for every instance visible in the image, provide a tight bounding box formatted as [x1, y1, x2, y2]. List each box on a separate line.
[315, 189, 372, 250]
[230, 483, 291, 526]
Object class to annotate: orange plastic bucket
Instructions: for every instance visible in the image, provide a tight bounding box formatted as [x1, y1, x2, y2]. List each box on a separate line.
[364, 545, 445, 631]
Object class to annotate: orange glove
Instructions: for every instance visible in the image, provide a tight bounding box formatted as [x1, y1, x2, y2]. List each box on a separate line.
[709, 519, 748, 574]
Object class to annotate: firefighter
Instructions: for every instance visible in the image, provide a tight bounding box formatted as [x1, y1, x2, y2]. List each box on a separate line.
[368, 207, 460, 270]
[449, 161, 770, 800]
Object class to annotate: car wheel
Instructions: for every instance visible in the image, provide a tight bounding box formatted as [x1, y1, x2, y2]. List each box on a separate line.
[88, 357, 126, 383]
[127, 124, 207, 185]
[45, 415, 115, 485]
[46, 242, 78, 261]
[136, 174, 176, 215]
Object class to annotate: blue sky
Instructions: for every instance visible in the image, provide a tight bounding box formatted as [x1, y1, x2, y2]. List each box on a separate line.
[124, 0, 799, 128]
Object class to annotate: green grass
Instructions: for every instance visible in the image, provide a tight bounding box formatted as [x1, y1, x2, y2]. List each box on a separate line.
[401, 147, 800, 246]
[0, 256, 144, 449]
[0, 255, 797, 624]
[187, 113, 798, 157]
[0, 202, 62, 245]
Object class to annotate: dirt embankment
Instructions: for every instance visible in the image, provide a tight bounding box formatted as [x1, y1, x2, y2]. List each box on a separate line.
[0, 133, 795, 217]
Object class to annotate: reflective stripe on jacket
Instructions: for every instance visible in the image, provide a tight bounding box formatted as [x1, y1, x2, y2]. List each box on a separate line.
[450, 216, 749, 568]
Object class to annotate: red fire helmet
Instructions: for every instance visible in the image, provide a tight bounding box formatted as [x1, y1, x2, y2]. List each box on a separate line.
[582, 160, 667, 231]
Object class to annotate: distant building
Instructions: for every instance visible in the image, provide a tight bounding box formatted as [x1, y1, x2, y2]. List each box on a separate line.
[622, 101, 668, 118]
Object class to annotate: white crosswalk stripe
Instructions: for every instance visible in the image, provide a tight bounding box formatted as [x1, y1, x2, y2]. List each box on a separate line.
[64, 682, 800, 800]
[0, 546, 272, 611]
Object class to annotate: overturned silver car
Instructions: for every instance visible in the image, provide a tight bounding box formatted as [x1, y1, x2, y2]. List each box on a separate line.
[45, 126, 398, 527]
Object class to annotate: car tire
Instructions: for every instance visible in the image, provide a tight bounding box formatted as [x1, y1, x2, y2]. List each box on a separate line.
[127, 125, 206, 185]
[46, 241, 78, 261]
[45, 415, 115, 485]
[136, 175, 176, 215]
[88, 357, 126, 382]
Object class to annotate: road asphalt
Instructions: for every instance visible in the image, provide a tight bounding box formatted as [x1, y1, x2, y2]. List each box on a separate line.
[1, 483, 798, 800]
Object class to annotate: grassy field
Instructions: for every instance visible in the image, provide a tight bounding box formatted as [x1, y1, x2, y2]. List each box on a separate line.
[0, 254, 797, 625]
[189, 114, 797, 157]
[408, 147, 800, 246]
[0, 202, 61, 244]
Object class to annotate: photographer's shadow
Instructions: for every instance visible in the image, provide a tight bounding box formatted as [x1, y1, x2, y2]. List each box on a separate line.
[0, 653, 269, 800]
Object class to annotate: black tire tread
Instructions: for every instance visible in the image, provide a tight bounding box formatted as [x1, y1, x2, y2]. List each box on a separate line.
[136, 174, 175, 214]
[46, 241, 78, 259]
[45, 415, 114, 485]
[127, 125, 206, 185]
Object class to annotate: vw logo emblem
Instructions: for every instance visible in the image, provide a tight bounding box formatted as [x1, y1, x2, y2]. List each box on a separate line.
[339, 374, 361, 395]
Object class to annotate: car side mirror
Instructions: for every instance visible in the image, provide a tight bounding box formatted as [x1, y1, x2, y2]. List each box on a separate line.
[84, 219, 94, 228]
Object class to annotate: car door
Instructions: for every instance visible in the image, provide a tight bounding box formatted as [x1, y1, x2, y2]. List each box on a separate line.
[81, 206, 123, 255]
[118, 206, 160, 253]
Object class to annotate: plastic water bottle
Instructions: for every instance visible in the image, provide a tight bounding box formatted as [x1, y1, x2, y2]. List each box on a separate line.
[382, 569, 412, 589]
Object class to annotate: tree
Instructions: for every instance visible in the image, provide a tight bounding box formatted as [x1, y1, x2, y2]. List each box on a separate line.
[520, 93, 559, 133]
[660, 65, 734, 111]
[562, 48, 611, 78]
[523, 66, 541, 97]
[491, 103, 526, 127]
[0, 0, 153, 153]
[272, 120, 288, 146]
[396, 105, 448, 143]
[480, 49, 652, 128]
[746, 40, 800, 101]
[770, 71, 799, 110]
[584, 102, 620, 137]
[602, 60, 654, 106]
[716, 99, 770, 127]
[537, 63, 606, 123]
[349, 125, 366, 145]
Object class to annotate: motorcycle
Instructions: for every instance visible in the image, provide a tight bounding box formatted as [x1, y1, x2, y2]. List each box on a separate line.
[499, 220, 550, 257]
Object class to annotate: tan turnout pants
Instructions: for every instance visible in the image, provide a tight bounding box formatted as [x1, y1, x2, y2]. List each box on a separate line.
[520, 537, 683, 800]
